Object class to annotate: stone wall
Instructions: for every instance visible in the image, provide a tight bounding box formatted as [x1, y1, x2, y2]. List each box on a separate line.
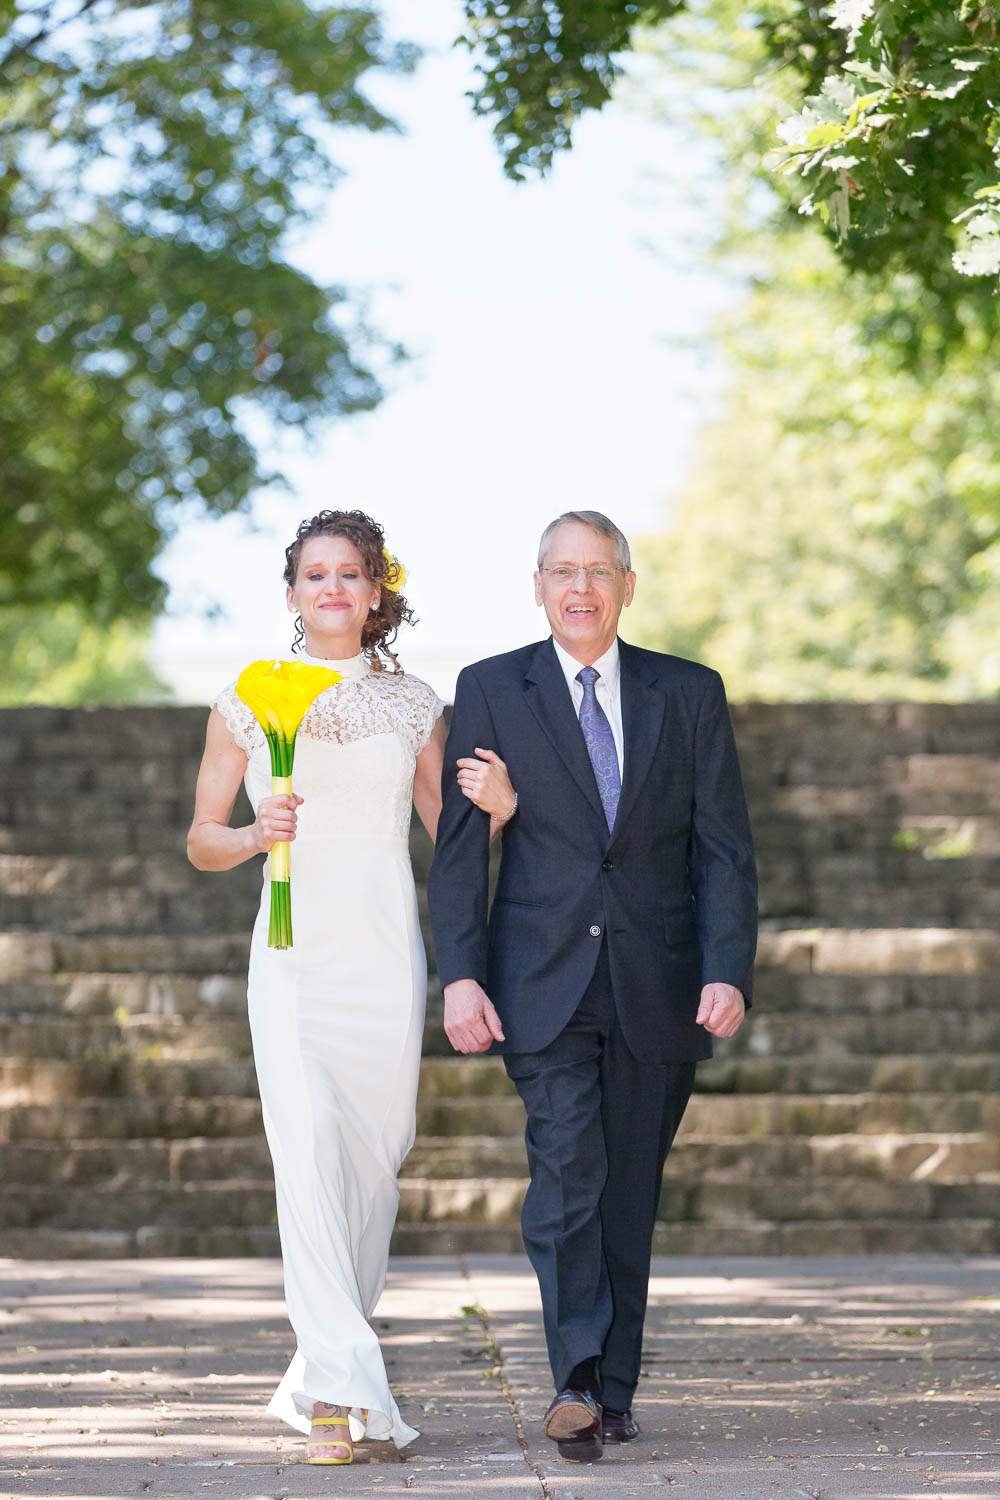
[1, 700, 998, 1255]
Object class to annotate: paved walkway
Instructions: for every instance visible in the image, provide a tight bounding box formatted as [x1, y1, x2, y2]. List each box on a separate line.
[1, 1256, 999, 1498]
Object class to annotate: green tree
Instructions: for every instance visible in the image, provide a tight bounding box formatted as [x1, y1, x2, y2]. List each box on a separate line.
[0, 607, 170, 706]
[629, 233, 1000, 698]
[462, 1, 1000, 296]
[461, 0, 682, 176]
[625, 1, 1000, 698]
[0, 0, 415, 627]
[775, 1, 1000, 286]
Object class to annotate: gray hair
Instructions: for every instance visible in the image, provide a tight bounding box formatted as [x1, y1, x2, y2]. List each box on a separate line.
[537, 511, 632, 571]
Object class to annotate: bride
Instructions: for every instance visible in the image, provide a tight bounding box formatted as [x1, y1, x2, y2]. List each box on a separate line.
[186, 509, 516, 1464]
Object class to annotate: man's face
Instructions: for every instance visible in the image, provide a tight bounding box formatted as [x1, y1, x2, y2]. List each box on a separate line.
[534, 520, 635, 662]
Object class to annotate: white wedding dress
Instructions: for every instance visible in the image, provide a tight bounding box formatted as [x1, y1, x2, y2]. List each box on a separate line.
[213, 648, 444, 1448]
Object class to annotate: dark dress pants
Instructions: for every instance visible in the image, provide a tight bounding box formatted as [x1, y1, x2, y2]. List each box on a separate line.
[503, 939, 696, 1413]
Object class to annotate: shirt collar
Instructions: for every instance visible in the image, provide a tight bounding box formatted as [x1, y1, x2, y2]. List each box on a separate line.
[552, 635, 620, 694]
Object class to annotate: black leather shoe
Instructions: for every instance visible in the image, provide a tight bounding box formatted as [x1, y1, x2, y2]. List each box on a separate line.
[543, 1389, 603, 1462]
[602, 1407, 640, 1443]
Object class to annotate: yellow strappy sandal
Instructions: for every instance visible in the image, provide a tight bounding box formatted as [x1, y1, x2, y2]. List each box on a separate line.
[306, 1408, 353, 1465]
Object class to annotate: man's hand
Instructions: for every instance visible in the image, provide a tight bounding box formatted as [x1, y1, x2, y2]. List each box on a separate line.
[696, 982, 745, 1039]
[444, 979, 506, 1054]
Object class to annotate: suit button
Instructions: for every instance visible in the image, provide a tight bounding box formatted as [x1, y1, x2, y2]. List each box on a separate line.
[601, 860, 614, 872]
[589, 925, 602, 938]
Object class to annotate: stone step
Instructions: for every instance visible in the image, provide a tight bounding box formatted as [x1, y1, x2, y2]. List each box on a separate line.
[0, 1014, 254, 1062]
[405, 1131, 1000, 1184]
[728, 1010, 1000, 1057]
[759, 849, 1000, 884]
[754, 815, 1000, 863]
[0, 853, 242, 896]
[417, 1054, 1000, 1099]
[4, 1089, 994, 1143]
[5, 884, 997, 932]
[3, 722, 996, 781]
[698, 1055, 1000, 1095]
[756, 926, 1000, 975]
[392, 1175, 1000, 1228]
[0, 1129, 994, 1190]
[742, 970, 1000, 1015]
[3, 1172, 998, 1235]
[13, 803, 994, 858]
[0, 890, 259, 936]
[414, 1091, 1000, 1138]
[3, 926, 995, 985]
[0, 1179, 279, 1232]
[732, 701, 1000, 745]
[0, 932, 250, 978]
[0, 1135, 275, 1186]
[0, 1056, 259, 1106]
[6, 848, 1000, 897]
[391, 1216, 1000, 1257]
[406, 1131, 1000, 1184]
[785, 888, 1000, 928]
[0, 1095, 264, 1142]
[3, 1049, 999, 1117]
[2, 1212, 996, 1259]
[0, 823, 207, 857]
[0, 1226, 281, 1258]
[0, 972, 251, 1019]
[2, 968, 995, 1026]
[5, 834, 1000, 876]
[4, 706, 998, 765]
[20, 771, 989, 825]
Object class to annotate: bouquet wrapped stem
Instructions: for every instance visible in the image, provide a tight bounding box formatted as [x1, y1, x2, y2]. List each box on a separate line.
[266, 770, 294, 948]
[236, 660, 343, 950]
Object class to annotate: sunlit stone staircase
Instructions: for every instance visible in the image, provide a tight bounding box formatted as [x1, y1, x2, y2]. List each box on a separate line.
[1, 701, 998, 1256]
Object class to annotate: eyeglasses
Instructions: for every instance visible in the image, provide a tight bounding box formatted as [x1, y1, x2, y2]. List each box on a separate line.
[538, 566, 623, 586]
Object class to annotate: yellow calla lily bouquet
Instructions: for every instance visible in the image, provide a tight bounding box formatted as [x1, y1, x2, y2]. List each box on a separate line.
[236, 659, 343, 948]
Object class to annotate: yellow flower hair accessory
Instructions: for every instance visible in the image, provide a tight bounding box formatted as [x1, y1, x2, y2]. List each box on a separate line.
[382, 546, 407, 592]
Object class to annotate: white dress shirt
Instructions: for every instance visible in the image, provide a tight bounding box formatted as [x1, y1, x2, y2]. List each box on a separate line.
[552, 636, 625, 779]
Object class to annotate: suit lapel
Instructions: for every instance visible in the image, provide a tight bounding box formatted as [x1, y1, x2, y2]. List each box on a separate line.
[523, 638, 606, 825]
[612, 641, 667, 842]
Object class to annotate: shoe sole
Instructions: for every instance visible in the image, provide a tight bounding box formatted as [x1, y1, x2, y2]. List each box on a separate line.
[544, 1400, 600, 1441]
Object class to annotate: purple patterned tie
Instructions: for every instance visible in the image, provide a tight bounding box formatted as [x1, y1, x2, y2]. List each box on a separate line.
[576, 666, 621, 831]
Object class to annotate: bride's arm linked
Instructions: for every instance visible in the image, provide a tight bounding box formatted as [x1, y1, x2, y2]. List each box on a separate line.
[412, 715, 517, 847]
[186, 706, 300, 872]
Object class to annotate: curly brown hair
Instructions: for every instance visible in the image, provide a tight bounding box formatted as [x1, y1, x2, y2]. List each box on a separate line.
[283, 509, 414, 673]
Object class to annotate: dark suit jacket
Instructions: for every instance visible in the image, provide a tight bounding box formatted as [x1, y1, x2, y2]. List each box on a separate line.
[427, 637, 758, 1063]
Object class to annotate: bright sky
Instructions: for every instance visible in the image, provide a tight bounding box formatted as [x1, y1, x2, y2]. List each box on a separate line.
[150, 0, 733, 703]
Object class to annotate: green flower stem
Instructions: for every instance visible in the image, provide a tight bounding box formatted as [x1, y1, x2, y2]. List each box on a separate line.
[269, 879, 292, 949]
[263, 729, 297, 949]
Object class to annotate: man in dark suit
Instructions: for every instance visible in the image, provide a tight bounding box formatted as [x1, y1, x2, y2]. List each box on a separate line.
[428, 511, 757, 1462]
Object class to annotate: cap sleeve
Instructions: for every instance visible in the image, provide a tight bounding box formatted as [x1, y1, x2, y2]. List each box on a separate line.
[211, 682, 263, 756]
[400, 674, 446, 755]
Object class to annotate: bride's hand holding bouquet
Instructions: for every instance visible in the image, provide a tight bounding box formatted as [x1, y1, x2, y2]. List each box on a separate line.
[250, 791, 305, 856]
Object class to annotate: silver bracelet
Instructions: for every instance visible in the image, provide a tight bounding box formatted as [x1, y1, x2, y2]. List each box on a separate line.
[491, 791, 518, 825]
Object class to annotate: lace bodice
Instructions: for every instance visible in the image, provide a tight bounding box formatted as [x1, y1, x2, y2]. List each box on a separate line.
[213, 659, 443, 760]
[211, 653, 446, 843]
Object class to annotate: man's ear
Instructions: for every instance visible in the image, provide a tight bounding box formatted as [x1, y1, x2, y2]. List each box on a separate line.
[533, 571, 544, 606]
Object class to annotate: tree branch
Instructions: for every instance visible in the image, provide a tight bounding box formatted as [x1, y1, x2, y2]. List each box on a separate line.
[0, 0, 104, 72]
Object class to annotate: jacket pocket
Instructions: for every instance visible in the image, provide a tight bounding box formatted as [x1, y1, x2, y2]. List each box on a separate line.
[493, 895, 547, 910]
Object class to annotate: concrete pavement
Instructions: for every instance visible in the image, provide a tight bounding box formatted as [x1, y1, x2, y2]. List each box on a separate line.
[2, 1255, 999, 1498]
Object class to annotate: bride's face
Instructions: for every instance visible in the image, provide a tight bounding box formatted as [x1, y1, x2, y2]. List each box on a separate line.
[287, 536, 381, 645]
